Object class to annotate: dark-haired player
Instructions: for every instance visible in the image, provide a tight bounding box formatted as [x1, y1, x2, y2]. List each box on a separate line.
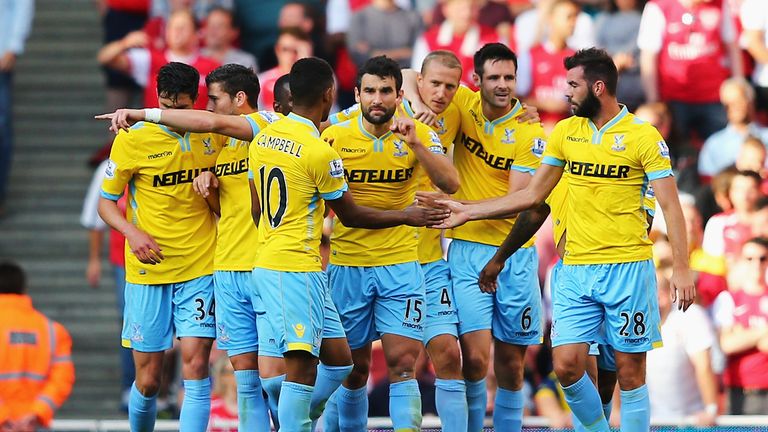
[433, 47, 696, 432]
[98, 62, 220, 432]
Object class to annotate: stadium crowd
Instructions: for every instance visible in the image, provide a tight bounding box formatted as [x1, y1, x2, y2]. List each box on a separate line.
[3, 0, 768, 430]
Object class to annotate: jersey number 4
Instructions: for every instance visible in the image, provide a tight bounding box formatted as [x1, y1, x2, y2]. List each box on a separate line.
[258, 166, 288, 228]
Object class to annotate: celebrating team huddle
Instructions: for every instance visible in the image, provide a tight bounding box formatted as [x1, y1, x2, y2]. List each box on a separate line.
[96, 41, 695, 432]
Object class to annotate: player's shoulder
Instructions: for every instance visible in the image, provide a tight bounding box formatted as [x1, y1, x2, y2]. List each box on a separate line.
[322, 119, 355, 139]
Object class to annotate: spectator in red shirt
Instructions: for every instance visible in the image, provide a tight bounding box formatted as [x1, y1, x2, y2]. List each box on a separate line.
[638, 0, 743, 141]
[98, 9, 220, 110]
[411, 0, 501, 89]
[257, 27, 312, 110]
[703, 170, 764, 262]
[517, 0, 579, 131]
[713, 237, 768, 415]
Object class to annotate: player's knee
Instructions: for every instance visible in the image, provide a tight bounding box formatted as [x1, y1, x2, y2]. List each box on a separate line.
[616, 364, 645, 390]
[345, 360, 370, 388]
[386, 351, 418, 380]
[461, 348, 489, 380]
[553, 353, 582, 386]
[429, 341, 462, 378]
[134, 375, 161, 396]
[494, 355, 524, 390]
[182, 353, 211, 378]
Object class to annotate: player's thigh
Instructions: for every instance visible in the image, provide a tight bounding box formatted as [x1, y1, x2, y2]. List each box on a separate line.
[550, 264, 604, 348]
[373, 261, 426, 343]
[493, 247, 543, 346]
[447, 240, 495, 335]
[250, 275, 283, 360]
[172, 274, 216, 340]
[214, 270, 259, 357]
[253, 268, 325, 357]
[600, 260, 662, 353]
[122, 282, 173, 352]
[422, 259, 459, 345]
[328, 264, 377, 350]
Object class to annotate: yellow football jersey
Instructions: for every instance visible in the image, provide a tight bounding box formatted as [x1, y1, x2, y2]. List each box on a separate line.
[330, 100, 461, 264]
[448, 85, 547, 247]
[322, 115, 444, 266]
[249, 113, 348, 272]
[542, 106, 672, 265]
[100, 122, 221, 284]
[546, 173, 569, 247]
[213, 111, 282, 271]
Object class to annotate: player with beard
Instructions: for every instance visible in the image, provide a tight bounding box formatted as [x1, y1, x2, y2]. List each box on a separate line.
[431, 47, 696, 432]
[404, 43, 548, 432]
[320, 55, 459, 432]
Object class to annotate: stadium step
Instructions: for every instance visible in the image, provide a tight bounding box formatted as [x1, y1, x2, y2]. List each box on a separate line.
[0, 0, 127, 418]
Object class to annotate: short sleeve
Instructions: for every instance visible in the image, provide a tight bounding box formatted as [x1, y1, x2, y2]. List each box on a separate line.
[542, 122, 567, 167]
[82, 160, 109, 230]
[711, 290, 735, 329]
[637, 2, 665, 53]
[329, 104, 360, 125]
[511, 123, 547, 173]
[740, 0, 767, 31]
[417, 122, 445, 154]
[637, 127, 673, 180]
[451, 85, 477, 110]
[101, 132, 137, 201]
[310, 145, 349, 200]
[126, 48, 151, 87]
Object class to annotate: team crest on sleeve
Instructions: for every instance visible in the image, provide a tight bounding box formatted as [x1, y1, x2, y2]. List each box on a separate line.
[532, 138, 546, 157]
[501, 128, 516, 144]
[203, 137, 216, 155]
[393, 139, 409, 157]
[259, 110, 281, 123]
[612, 134, 626, 152]
[657, 140, 670, 158]
[329, 158, 345, 178]
[342, 104, 359, 116]
[105, 159, 117, 179]
[427, 131, 444, 154]
[645, 185, 655, 198]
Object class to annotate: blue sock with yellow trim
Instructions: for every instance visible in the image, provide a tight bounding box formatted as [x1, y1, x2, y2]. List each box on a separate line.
[562, 373, 610, 432]
[129, 382, 157, 432]
[235, 370, 271, 432]
[390, 379, 422, 431]
[493, 388, 524, 432]
[435, 378, 467, 432]
[278, 381, 313, 432]
[466, 378, 487, 432]
[337, 385, 368, 432]
[179, 378, 211, 432]
[620, 385, 650, 432]
[261, 374, 285, 429]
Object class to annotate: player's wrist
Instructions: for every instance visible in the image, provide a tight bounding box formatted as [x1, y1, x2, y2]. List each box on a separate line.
[144, 108, 162, 123]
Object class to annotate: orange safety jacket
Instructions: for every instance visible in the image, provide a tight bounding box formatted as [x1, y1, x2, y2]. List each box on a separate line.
[0, 294, 75, 426]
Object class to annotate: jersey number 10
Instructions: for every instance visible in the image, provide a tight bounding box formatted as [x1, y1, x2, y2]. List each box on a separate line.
[258, 165, 288, 228]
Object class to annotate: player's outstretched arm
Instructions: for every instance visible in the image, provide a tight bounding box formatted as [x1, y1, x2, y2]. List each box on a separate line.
[98, 197, 164, 265]
[96, 108, 255, 141]
[431, 163, 563, 228]
[652, 175, 696, 311]
[479, 204, 551, 293]
[391, 116, 459, 193]
[328, 192, 449, 229]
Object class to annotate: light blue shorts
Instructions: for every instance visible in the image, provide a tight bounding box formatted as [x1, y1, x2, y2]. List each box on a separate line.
[551, 259, 662, 353]
[448, 240, 542, 345]
[214, 271, 259, 357]
[422, 259, 458, 344]
[251, 268, 327, 357]
[252, 274, 346, 358]
[121, 274, 216, 352]
[328, 262, 426, 350]
[551, 260, 615, 369]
